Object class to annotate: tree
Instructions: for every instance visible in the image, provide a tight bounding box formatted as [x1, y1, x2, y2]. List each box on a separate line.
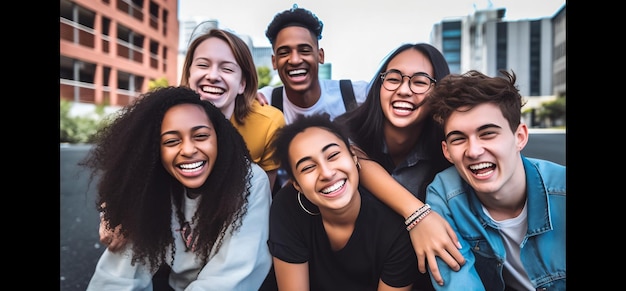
[538, 96, 566, 121]
[60, 100, 110, 143]
[257, 66, 272, 88]
[149, 77, 169, 91]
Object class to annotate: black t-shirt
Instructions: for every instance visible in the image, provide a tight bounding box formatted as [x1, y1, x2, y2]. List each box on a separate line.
[268, 184, 420, 290]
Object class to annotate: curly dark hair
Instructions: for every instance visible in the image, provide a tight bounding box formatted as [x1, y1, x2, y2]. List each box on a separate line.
[79, 86, 252, 272]
[265, 4, 323, 47]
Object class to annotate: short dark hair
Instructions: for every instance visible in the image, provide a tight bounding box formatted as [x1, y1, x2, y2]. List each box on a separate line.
[265, 4, 323, 46]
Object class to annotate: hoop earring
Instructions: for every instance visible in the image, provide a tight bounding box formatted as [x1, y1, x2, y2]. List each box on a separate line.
[298, 192, 320, 216]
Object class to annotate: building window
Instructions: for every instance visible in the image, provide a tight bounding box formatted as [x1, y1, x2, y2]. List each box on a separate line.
[117, 0, 144, 22]
[116, 24, 145, 64]
[163, 46, 168, 73]
[496, 22, 507, 72]
[442, 21, 462, 74]
[162, 9, 169, 37]
[149, 1, 160, 30]
[59, 56, 97, 103]
[529, 20, 541, 96]
[60, 0, 96, 48]
[150, 39, 159, 69]
[117, 70, 144, 104]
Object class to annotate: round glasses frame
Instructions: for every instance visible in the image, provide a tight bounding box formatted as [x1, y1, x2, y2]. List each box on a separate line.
[380, 69, 437, 94]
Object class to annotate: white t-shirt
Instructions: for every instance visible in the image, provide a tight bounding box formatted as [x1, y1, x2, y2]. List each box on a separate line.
[483, 201, 534, 291]
[258, 79, 370, 124]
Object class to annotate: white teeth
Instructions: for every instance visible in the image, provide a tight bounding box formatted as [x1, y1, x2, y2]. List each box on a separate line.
[392, 101, 415, 110]
[321, 180, 345, 194]
[180, 161, 204, 172]
[469, 162, 493, 170]
[475, 169, 494, 177]
[289, 69, 306, 75]
[201, 86, 224, 94]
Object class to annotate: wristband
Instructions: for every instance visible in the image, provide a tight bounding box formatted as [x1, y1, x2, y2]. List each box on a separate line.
[406, 208, 432, 231]
[405, 204, 431, 225]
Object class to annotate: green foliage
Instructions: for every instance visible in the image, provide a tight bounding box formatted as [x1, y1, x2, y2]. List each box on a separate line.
[60, 100, 114, 143]
[149, 77, 170, 91]
[256, 65, 283, 88]
[537, 96, 566, 121]
[257, 66, 272, 88]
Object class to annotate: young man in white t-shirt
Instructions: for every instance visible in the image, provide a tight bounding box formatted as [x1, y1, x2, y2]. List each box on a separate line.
[256, 4, 369, 124]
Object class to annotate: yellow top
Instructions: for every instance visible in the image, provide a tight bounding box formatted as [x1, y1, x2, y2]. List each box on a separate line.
[230, 100, 285, 172]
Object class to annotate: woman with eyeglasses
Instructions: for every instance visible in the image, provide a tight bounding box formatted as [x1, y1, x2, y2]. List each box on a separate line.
[334, 43, 461, 290]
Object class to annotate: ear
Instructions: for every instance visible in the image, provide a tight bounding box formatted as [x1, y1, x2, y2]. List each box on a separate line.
[441, 140, 453, 164]
[318, 48, 325, 64]
[238, 79, 246, 95]
[292, 180, 302, 193]
[271, 55, 277, 70]
[352, 155, 361, 170]
[515, 123, 529, 152]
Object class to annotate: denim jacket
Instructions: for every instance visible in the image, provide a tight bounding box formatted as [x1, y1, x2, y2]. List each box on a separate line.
[425, 156, 566, 291]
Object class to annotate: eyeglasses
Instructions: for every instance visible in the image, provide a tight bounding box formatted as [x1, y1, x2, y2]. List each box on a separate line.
[380, 69, 436, 94]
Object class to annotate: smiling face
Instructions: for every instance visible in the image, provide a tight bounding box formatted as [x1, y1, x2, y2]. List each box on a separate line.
[187, 37, 245, 119]
[380, 49, 435, 130]
[289, 127, 359, 212]
[271, 26, 324, 94]
[160, 103, 218, 189]
[441, 103, 528, 197]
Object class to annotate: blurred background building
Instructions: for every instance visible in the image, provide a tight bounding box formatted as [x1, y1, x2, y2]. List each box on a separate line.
[430, 4, 566, 127]
[60, 0, 179, 114]
[432, 8, 560, 95]
[60, 1, 565, 126]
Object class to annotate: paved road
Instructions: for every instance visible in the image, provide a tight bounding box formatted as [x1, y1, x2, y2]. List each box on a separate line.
[522, 129, 566, 166]
[60, 144, 101, 290]
[59, 131, 565, 290]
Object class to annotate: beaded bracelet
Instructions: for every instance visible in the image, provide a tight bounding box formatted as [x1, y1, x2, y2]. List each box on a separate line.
[404, 204, 431, 226]
[406, 208, 432, 231]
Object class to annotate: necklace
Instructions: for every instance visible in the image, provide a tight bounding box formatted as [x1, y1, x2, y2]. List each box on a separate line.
[179, 221, 196, 251]
[298, 191, 320, 216]
[177, 188, 197, 251]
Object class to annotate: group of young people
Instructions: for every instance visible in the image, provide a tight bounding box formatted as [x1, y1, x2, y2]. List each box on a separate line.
[82, 4, 566, 291]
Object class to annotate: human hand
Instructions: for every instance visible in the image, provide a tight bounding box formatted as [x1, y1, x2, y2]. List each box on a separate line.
[256, 92, 269, 106]
[99, 214, 128, 252]
[409, 211, 465, 286]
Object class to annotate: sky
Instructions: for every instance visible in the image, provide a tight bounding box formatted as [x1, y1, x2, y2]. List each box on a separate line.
[178, 0, 565, 81]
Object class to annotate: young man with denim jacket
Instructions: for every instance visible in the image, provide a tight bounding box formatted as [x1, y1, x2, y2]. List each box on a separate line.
[424, 70, 566, 290]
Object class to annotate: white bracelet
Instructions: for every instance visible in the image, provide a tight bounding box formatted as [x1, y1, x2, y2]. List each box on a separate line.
[404, 204, 431, 226]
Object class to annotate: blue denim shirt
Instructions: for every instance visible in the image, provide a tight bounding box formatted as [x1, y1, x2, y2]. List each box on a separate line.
[425, 156, 566, 291]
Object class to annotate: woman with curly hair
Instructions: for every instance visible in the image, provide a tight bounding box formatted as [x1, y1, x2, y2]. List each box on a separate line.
[99, 28, 284, 253]
[81, 86, 272, 290]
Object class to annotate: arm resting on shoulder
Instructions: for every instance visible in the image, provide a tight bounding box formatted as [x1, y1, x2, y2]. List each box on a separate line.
[356, 157, 465, 286]
[256, 92, 269, 106]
